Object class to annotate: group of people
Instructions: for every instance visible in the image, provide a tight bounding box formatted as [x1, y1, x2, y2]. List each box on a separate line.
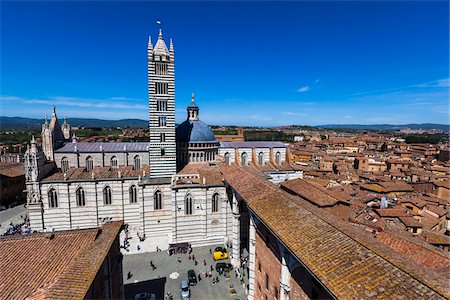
[2, 215, 31, 237]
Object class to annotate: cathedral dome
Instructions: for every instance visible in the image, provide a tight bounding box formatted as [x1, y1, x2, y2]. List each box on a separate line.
[176, 119, 217, 143]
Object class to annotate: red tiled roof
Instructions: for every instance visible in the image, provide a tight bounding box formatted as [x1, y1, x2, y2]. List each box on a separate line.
[0, 162, 24, 177]
[0, 221, 122, 299]
[43, 165, 150, 182]
[176, 162, 224, 186]
[221, 164, 449, 299]
[375, 208, 411, 218]
[281, 178, 341, 207]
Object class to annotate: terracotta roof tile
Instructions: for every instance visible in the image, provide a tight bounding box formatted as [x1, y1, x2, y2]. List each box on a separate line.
[220, 164, 449, 299]
[0, 221, 122, 299]
[0, 162, 24, 177]
[43, 166, 150, 182]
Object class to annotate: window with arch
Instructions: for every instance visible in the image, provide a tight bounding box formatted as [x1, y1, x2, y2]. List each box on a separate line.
[103, 186, 112, 205]
[212, 193, 219, 213]
[134, 155, 141, 170]
[86, 156, 94, 172]
[224, 152, 230, 165]
[241, 152, 248, 166]
[61, 157, 69, 173]
[129, 185, 137, 203]
[110, 156, 118, 169]
[76, 187, 85, 207]
[48, 188, 58, 208]
[154, 190, 162, 210]
[258, 152, 265, 166]
[185, 194, 193, 215]
[275, 151, 281, 164]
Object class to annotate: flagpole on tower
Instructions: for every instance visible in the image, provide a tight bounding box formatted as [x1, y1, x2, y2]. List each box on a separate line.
[156, 20, 162, 35]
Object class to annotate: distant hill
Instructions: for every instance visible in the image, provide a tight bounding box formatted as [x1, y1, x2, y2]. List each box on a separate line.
[318, 123, 450, 132]
[0, 116, 148, 129]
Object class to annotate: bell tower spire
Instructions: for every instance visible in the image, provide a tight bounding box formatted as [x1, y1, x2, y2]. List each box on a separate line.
[148, 23, 176, 178]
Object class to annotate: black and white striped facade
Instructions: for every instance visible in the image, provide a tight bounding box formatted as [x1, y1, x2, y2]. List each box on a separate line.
[148, 30, 177, 178]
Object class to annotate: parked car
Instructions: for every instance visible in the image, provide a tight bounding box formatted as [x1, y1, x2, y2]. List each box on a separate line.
[216, 262, 233, 273]
[213, 247, 229, 261]
[180, 279, 190, 299]
[187, 269, 197, 286]
[134, 293, 156, 300]
[215, 246, 227, 252]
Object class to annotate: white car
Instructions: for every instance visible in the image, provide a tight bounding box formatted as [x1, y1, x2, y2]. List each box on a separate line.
[180, 279, 190, 299]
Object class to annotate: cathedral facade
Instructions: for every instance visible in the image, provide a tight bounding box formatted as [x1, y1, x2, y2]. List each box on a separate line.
[24, 28, 292, 255]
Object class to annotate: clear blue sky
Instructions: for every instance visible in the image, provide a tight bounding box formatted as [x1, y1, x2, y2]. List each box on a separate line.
[1, 1, 449, 126]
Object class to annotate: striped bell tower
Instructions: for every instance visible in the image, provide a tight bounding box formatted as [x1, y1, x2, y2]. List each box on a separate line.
[148, 28, 176, 178]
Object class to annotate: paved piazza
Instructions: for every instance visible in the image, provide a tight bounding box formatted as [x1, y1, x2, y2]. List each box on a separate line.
[123, 244, 248, 300]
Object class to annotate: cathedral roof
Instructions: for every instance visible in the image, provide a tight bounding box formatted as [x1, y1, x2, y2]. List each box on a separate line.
[176, 119, 218, 143]
[55, 142, 149, 153]
[153, 29, 170, 56]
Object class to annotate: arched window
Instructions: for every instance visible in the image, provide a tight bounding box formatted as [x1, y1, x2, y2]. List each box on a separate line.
[212, 193, 219, 213]
[110, 156, 118, 169]
[129, 185, 137, 203]
[134, 155, 141, 170]
[258, 152, 265, 166]
[76, 187, 85, 207]
[154, 190, 162, 210]
[48, 188, 58, 208]
[275, 151, 281, 165]
[241, 152, 248, 166]
[61, 157, 69, 173]
[224, 152, 230, 165]
[103, 186, 112, 205]
[86, 156, 93, 172]
[185, 194, 193, 215]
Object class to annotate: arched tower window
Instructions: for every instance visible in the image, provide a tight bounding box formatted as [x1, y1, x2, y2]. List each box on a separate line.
[185, 194, 193, 215]
[275, 151, 281, 165]
[212, 193, 219, 213]
[129, 185, 137, 203]
[258, 152, 265, 166]
[86, 156, 93, 172]
[110, 156, 118, 169]
[241, 152, 248, 166]
[61, 157, 69, 173]
[103, 186, 112, 205]
[76, 187, 85, 206]
[154, 190, 162, 210]
[224, 152, 230, 165]
[134, 155, 141, 170]
[48, 188, 58, 208]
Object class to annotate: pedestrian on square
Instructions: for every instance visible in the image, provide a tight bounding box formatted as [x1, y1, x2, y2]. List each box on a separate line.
[203, 259, 206, 266]
[194, 260, 198, 265]
[210, 265, 213, 272]
[192, 254, 195, 260]
[198, 274, 201, 281]
[209, 248, 212, 254]
[178, 257, 181, 263]
[127, 271, 132, 279]
[189, 254, 191, 260]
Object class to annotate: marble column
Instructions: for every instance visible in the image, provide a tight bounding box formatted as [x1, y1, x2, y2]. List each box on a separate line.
[248, 215, 256, 300]
[231, 192, 241, 267]
[280, 254, 292, 300]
